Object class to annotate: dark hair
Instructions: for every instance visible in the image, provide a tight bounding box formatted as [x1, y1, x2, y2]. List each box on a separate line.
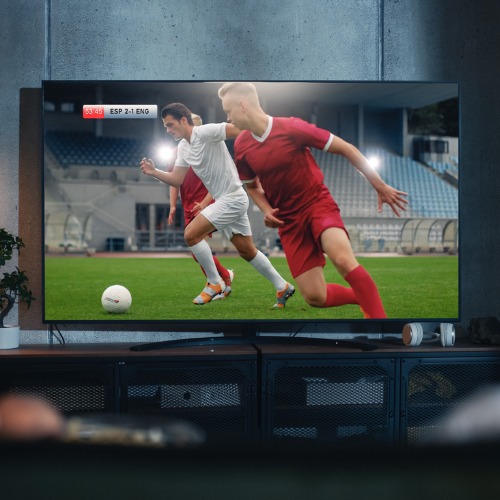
[160, 102, 194, 125]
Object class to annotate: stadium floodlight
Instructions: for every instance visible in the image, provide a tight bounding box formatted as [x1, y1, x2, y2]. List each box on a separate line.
[367, 155, 381, 169]
[156, 144, 176, 164]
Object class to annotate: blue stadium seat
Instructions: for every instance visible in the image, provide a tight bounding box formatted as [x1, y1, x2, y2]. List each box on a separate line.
[313, 147, 458, 219]
[46, 131, 151, 168]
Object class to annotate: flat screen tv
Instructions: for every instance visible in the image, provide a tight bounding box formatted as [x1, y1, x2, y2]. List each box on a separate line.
[42, 80, 459, 336]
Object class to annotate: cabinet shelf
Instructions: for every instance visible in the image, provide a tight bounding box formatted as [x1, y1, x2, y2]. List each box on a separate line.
[1, 342, 500, 447]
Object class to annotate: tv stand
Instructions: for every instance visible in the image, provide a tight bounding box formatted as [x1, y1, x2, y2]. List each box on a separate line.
[1, 340, 500, 447]
[129, 335, 379, 352]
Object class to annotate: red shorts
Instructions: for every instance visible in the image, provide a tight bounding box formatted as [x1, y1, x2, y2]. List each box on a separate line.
[278, 187, 347, 278]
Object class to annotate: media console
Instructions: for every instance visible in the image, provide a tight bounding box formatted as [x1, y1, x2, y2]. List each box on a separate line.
[0, 339, 499, 447]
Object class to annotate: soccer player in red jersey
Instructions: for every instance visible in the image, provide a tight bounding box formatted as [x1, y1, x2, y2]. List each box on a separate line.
[168, 114, 234, 298]
[218, 82, 409, 319]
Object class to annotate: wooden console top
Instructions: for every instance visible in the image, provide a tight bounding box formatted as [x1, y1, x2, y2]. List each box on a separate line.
[0, 337, 498, 359]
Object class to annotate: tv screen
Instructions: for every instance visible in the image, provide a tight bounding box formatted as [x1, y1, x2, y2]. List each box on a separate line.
[42, 80, 459, 332]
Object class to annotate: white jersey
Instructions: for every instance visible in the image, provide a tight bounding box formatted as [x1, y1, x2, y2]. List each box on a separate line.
[175, 123, 242, 200]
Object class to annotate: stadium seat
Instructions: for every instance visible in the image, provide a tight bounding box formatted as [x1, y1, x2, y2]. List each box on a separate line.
[313, 147, 458, 219]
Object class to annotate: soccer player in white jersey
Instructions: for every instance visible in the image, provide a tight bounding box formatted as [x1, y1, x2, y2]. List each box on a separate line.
[140, 102, 294, 307]
[168, 114, 234, 298]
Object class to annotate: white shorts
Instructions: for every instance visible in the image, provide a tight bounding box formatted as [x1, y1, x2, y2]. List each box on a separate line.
[201, 186, 252, 240]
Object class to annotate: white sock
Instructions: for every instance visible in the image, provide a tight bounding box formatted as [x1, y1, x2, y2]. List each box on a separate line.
[249, 251, 287, 291]
[189, 240, 221, 285]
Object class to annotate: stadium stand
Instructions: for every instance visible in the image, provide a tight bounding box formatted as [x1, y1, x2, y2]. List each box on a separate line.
[427, 160, 459, 176]
[46, 133, 458, 221]
[313, 147, 458, 253]
[44, 132, 458, 254]
[45, 131, 151, 167]
[313, 147, 458, 220]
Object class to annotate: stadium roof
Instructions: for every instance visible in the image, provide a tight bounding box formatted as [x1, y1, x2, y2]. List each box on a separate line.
[254, 81, 458, 109]
[45, 81, 458, 112]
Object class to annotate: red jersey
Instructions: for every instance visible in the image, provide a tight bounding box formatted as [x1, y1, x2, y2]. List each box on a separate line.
[180, 167, 211, 224]
[234, 116, 334, 218]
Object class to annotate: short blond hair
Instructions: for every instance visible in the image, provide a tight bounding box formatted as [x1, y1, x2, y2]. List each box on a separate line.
[218, 82, 259, 105]
[191, 113, 202, 126]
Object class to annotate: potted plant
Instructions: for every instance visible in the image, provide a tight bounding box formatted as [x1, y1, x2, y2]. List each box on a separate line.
[0, 228, 34, 349]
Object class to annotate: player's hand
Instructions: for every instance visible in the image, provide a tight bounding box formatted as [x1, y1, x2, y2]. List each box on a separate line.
[264, 208, 284, 228]
[168, 207, 176, 225]
[192, 201, 206, 217]
[377, 183, 409, 217]
[140, 157, 156, 176]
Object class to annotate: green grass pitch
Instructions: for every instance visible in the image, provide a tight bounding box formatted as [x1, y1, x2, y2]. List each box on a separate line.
[44, 255, 459, 322]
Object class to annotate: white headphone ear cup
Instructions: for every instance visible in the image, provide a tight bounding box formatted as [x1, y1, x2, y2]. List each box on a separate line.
[403, 323, 423, 346]
[439, 323, 455, 347]
[414, 323, 423, 345]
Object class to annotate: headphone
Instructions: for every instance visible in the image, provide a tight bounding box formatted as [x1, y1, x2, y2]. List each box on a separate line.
[402, 322, 455, 347]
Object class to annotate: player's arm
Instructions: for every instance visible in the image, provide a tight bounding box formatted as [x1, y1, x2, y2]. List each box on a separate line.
[225, 123, 242, 139]
[245, 178, 284, 228]
[192, 192, 214, 217]
[326, 137, 409, 217]
[168, 186, 179, 225]
[140, 158, 187, 187]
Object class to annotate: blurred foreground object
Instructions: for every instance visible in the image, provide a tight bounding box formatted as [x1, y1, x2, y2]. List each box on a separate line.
[422, 385, 500, 445]
[63, 414, 206, 449]
[0, 394, 65, 440]
[0, 393, 205, 449]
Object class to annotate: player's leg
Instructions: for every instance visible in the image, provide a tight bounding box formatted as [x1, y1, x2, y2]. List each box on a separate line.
[190, 238, 233, 296]
[320, 227, 359, 277]
[187, 188, 248, 303]
[277, 205, 358, 310]
[320, 227, 386, 318]
[183, 215, 210, 280]
[230, 234, 294, 308]
[294, 266, 358, 308]
[190, 252, 206, 277]
[184, 215, 225, 303]
[213, 257, 233, 296]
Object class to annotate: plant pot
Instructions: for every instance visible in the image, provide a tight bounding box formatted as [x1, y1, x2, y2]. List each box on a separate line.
[0, 325, 20, 349]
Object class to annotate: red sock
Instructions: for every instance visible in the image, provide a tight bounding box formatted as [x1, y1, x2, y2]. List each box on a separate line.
[213, 256, 230, 282]
[344, 265, 386, 319]
[323, 284, 358, 307]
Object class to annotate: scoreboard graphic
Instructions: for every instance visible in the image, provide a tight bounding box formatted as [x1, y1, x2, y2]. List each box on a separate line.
[83, 104, 158, 119]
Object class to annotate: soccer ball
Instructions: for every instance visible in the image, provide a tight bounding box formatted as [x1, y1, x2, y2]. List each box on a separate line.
[101, 285, 132, 314]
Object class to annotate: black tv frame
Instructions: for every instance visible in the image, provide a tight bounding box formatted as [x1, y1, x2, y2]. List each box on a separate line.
[40, 80, 460, 341]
